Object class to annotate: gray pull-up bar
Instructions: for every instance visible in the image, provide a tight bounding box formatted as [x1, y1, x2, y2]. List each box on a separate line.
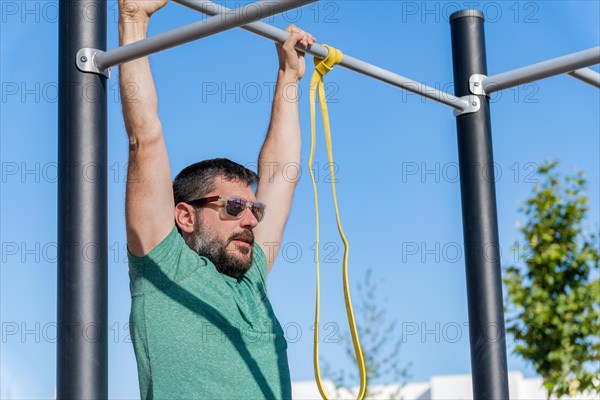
[567, 68, 600, 88]
[482, 46, 600, 94]
[173, 0, 471, 112]
[93, 0, 316, 70]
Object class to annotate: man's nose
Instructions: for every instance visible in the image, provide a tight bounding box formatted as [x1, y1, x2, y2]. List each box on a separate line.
[240, 207, 258, 229]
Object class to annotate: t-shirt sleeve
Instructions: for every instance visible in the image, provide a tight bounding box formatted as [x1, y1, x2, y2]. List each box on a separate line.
[128, 226, 210, 295]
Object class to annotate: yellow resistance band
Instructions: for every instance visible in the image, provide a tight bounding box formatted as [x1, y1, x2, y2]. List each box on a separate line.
[309, 45, 367, 400]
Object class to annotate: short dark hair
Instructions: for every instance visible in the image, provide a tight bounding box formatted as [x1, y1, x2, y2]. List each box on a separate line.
[173, 158, 259, 206]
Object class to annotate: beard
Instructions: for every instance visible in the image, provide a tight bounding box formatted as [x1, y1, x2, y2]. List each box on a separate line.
[190, 216, 254, 280]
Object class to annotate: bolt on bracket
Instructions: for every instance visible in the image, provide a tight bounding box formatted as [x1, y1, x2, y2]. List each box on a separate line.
[454, 95, 481, 116]
[469, 74, 487, 96]
[76, 48, 110, 78]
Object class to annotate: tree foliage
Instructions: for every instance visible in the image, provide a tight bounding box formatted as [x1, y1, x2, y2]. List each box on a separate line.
[322, 268, 411, 399]
[503, 160, 599, 399]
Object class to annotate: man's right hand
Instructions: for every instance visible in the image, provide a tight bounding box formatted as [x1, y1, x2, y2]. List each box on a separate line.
[119, 0, 168, 24]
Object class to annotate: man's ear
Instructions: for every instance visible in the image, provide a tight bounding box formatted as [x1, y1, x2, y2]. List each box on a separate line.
[174, 202, 196, 234]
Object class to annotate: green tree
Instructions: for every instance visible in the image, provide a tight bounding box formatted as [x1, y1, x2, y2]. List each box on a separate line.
[504, 160, 599, 399]
[322, 268, 411, 399]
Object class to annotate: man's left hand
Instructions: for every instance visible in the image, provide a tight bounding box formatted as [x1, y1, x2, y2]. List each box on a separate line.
[275, 24, 317, 80]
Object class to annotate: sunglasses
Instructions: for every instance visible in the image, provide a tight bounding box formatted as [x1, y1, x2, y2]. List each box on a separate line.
[187, 195, 266, 222]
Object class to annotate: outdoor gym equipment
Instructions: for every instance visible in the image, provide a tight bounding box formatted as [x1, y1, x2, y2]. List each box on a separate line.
[58, 1, 600, 398]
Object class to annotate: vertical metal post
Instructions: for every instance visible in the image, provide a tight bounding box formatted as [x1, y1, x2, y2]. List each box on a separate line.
[449, 10, 510, 399]
[58, 0, 107, 398]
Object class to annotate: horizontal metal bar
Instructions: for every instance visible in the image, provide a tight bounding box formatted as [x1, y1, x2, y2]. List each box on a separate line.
[567, 68, 600, 89]
[483, 46, 600, 94]
[173, 0, 468, 112]
[95, 0, 316, 70]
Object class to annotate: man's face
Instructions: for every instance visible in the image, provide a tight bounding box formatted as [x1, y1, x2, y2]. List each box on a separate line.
[190, 179, 259, 280]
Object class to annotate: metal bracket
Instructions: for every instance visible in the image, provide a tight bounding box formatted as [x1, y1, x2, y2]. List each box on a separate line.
[454, 95, 481, 116]
[76, 48, 110, 78]
[469, 73, 487, 96]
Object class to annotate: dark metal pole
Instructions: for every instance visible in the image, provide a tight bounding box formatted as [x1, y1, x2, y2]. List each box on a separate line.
[58, 0, 107, 398]
[449, 10, 509, 399]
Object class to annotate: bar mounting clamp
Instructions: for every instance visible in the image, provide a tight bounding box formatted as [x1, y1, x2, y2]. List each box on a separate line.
[454, 95, 481, 116]
[76, 48, 110, 78]
[469, 74, 487, 96]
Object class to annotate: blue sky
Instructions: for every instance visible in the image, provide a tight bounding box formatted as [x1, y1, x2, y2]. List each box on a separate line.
[1, 1, 599, 398]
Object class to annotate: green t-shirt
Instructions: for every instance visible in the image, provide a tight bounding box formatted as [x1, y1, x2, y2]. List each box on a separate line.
[128, 226, 291, 399]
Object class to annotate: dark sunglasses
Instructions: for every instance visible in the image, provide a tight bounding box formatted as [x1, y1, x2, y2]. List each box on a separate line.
[187, 195, 266, 222]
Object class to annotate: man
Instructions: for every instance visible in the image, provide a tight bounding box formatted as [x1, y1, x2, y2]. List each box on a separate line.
[119, 0, 315, 398]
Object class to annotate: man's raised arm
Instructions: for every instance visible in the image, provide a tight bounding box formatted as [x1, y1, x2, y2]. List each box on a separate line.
[119, 0, 174, 256]
[254, 25, 316, 273]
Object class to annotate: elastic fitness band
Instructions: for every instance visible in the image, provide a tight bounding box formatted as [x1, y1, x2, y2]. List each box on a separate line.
[309, 45, 367, 400]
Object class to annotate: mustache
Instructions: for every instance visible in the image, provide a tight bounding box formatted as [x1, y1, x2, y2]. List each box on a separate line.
[228, 229, 254, 244]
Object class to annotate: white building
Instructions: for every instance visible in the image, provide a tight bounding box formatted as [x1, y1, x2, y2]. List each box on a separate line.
[292, 371, 598, 399]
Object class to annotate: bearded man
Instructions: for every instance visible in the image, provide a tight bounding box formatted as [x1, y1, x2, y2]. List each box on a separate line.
[119, 0, 315, 398]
